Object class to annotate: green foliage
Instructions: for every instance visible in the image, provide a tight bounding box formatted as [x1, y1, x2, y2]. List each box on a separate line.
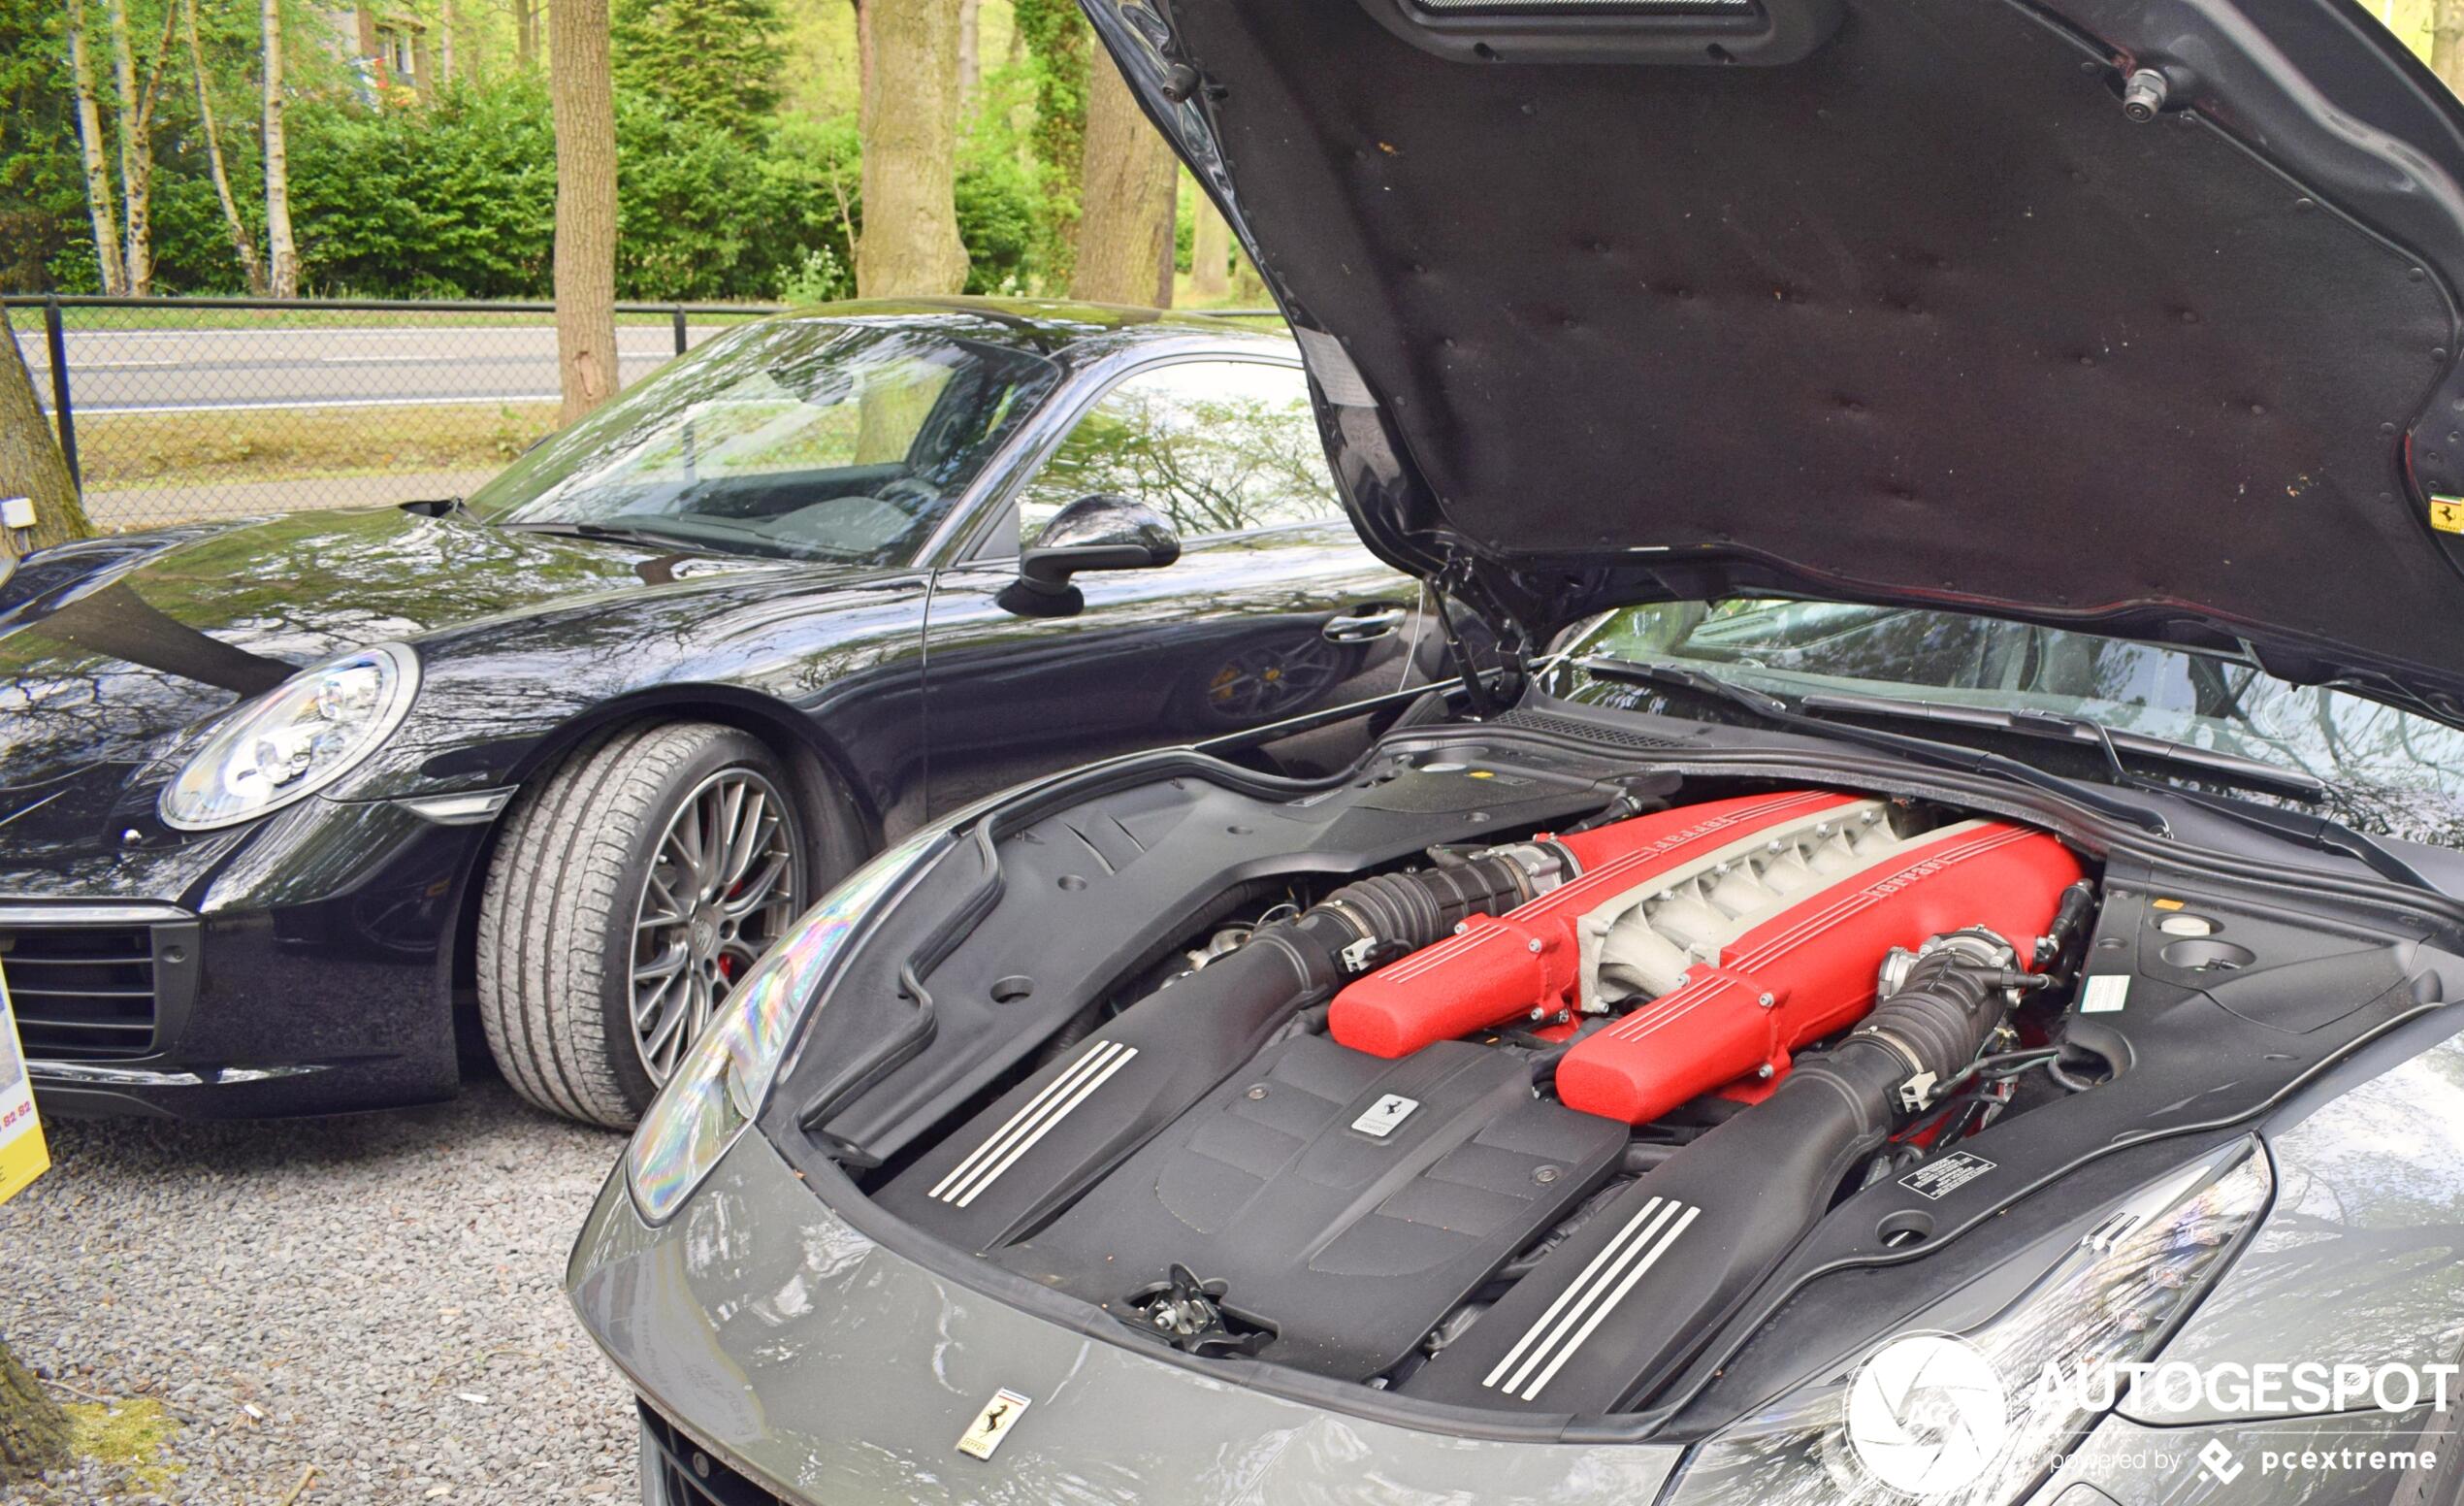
[286, 77, 558, 297]
[1009, 0, 1087, 278]
[0, 0, 84, 290]
[1, 0, 1090, 302]
[951, 62, 1051, 295]
[276, 79, 869, 303]
[6, 0, 332, 294]
[617, 94, 843, 300]
[612, 0, 785, 135]
[954, 142, 1041, 295]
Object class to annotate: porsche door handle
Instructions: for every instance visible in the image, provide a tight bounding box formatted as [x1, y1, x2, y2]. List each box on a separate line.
[1322, 606, 1408, 642]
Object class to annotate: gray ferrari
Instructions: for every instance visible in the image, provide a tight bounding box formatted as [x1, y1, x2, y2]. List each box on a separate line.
[566, 0, 2464, 1501]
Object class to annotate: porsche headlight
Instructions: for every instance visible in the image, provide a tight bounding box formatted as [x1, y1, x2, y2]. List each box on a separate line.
[158, 643, 421, 831]
[1667, 1142, 2273, 1506]
[627, 827, 946, 1223]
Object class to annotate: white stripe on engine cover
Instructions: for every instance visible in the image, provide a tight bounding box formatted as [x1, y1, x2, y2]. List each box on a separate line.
[929, 1040, 1139, 1207]
[1482, 1196, 1701, 1401]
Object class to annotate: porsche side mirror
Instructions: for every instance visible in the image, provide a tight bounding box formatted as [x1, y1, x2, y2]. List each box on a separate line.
[998, 495, 1183, 618]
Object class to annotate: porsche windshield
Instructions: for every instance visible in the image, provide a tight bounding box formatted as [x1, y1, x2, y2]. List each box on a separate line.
[473, 316, 1063, 564]
[1567, 600, 2464, 846]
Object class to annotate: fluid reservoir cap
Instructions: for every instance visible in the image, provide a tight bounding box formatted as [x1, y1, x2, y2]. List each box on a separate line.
[2156, 913, 2216, 937]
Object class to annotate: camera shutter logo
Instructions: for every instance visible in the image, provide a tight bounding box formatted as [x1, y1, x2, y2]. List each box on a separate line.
[1846, 1333, 2010, 1496]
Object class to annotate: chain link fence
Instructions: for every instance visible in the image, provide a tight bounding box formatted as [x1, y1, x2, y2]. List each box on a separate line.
[4, 297, 785, 533]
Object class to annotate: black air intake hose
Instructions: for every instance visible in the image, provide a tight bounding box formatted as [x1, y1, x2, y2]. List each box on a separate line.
[1408, 933, 2029, 1414]
[1153, 841, 1573, 1051]
[1826, 933, 2033, 1113]
[1294, 842, 1571, 975]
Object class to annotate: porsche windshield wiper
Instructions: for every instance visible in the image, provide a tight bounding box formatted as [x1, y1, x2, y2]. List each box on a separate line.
[1579, 655, 2171, 835]
[496, 519, 693, 551]
[1794, 691, 2328, 802]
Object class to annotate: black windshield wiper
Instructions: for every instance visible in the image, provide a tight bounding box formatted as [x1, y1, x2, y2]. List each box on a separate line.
[1580, 656, 2171, 835]
[1792, 692, 2327, 802]
[1602, 668, 2432, 892]
[496, 519, 697, 552]
[1996, 707, 2432, 888]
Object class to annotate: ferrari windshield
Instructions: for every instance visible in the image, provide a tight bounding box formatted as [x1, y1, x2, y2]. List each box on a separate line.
[1567, 600, 2464, 846]
[472, 316, 1062, 564]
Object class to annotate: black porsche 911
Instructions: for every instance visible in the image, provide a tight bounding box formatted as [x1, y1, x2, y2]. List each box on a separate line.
[0, 299, 1443, 1126]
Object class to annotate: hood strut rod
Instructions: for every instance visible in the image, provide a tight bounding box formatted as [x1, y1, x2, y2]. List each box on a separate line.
[1429, 567, 1507, 718]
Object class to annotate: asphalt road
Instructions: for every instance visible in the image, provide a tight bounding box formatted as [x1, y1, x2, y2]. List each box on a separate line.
[23, 324, 722, 415]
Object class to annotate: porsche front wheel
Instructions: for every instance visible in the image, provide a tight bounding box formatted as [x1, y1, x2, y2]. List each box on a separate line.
[475, 722, 840, 1128]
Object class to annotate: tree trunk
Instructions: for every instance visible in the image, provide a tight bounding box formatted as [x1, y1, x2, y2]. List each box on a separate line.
[1189, 188, 1230, 300]
[103, 0, 177, 296]
[956, 0, 979, 108]
[2438, 0, 2464, 97]
[439, 0, 458, 83]
[187, 0, 270, 295]
[1071, 57, 1177, 306]
[550, 0, 619, 423]
[1, 322, 94, 560]
[0, 1338, 71, 1483]
[104, 0, 152, 293]
[1150, 162, 1177, 308]
[263, 0, 299, 296]
[66, 0, 127, 295]
[852, 0, 871, 113]
[517, 0, 538, 71]
[856, 0, 970, 295]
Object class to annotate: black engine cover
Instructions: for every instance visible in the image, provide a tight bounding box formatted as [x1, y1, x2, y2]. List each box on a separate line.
[998, 1035, 1626, 1381]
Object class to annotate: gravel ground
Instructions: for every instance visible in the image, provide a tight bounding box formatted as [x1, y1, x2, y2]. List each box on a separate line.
[0, 1076, 637, 1505]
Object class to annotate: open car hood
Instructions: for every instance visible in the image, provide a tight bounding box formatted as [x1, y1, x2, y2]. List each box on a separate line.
[1099, 0, 2464, 711]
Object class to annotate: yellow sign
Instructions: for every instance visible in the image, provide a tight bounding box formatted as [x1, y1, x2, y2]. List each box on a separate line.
[0, 962, 51, 1204]
[2431, 497, 2464, 535]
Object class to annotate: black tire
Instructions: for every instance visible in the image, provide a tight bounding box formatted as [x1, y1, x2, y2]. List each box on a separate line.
[475, 721, 853, 1128]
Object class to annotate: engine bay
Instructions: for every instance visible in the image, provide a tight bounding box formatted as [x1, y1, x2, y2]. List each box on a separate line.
[792, 725, 2457, 1421]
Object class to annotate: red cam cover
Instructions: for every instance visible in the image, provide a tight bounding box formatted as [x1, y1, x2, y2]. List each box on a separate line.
[1327, 794, 2083, 1125]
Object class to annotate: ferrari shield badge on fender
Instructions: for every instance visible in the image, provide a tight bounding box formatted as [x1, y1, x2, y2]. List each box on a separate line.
[956, 1389, 1031, 1460]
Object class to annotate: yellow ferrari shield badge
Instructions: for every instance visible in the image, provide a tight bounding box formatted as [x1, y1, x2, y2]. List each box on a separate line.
[0, 961, 51, 1204]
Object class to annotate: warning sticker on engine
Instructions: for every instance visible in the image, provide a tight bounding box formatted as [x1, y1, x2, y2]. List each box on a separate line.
[1900, 1151, 1996, 1201]
[2079, 974, 2130, 1014]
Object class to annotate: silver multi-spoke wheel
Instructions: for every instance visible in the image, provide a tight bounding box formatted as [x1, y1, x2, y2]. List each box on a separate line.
[630, 768, 802, 1083]
[477, 722, 855, 1128]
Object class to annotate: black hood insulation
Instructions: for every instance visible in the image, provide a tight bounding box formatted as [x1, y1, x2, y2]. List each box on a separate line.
[1100, 0, 2464, 710]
